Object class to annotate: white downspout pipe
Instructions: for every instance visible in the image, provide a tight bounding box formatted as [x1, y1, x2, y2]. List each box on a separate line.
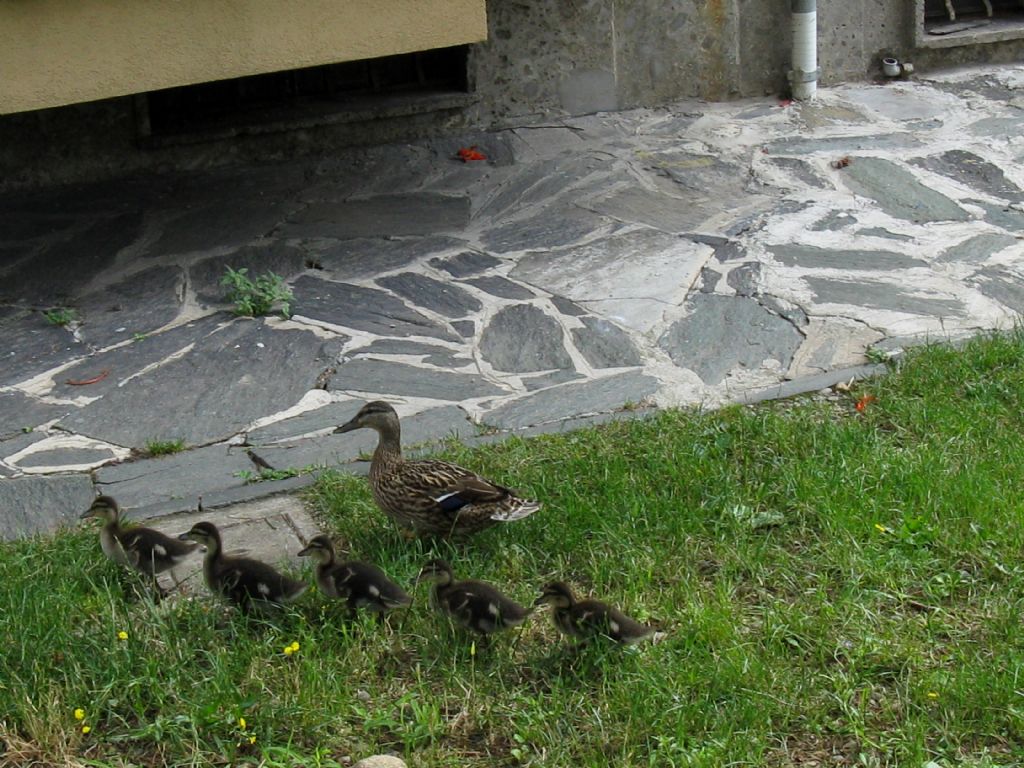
[789, 0, 818, 101]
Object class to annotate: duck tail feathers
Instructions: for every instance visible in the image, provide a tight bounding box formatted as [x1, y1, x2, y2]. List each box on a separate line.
[491, 500, 541, 522]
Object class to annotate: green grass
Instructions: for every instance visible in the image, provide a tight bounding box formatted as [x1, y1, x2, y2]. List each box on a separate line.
[4, 332, 1024, 767]
[43, 307, 78, 327]
[143, 439, 187, 457]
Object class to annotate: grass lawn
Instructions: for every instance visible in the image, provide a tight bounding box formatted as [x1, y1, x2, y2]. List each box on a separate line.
[3, 332, 1024, 767]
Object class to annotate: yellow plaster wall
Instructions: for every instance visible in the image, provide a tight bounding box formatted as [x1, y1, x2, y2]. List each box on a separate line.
[0, 0, 487, 115]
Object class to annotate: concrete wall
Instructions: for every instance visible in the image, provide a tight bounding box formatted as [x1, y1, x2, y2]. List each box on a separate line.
[0, 0, 487, 114]
[3, 0, 1024, 190]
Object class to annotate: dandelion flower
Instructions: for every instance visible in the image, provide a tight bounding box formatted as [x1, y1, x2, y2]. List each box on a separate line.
[238, 717, 247, 731]
[874, 523, 889, 534]
[81, 725, 91, 735]
[74, 708, 85, 721]
[289, 641, 300, 653]
[927, 691, 939, 699]
[117, 630, 129, 641]
[283, 645, 294, 656]
[249, 735, 257, 744]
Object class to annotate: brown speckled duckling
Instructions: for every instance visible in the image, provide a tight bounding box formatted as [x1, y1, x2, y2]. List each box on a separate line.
[415, 559, 532, 636]
[297, 534, 411, 618]
[535, 581, 655, 645]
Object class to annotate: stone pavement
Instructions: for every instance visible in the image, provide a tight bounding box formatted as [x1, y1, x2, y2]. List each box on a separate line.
[2, 65, 1024, 539]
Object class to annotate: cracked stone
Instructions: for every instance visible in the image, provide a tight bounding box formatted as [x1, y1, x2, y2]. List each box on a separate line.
[769, 157, 828, 189]
[840, 158, 969, 223]
[291, 275, 455, 340]
[937, 233, 1019, 264]
[451, 320, 475, 338]
[966, 116, 1024, 139]
[315, 236, 469, 281]
[842, 86, 949, 121]
[282, 194, 470, 239]
[191, 242, 307, 305]
[461, 276, 535, 299]
[352, 339, 468, 369]
[248, 400, 364, 444]
[658, 294, 804, 385]
[912, 150, 1024, 203]
[60, 319, 332, 448]
[522, 370, 583, 391]
[0, 309, 86, 388]
[697, 266, 722, 293]
[429, 251, 502, 277]
[727, 263, 762, 297]
[0, 475, 96, 540]
[479, 305, 573, 373]
[804, 277, 964, 316]
[810, 211, 858, 231]
[0, 391, 70, 439]
[15, 447, 119, 469]
[967, 201, 1024, 232]
[572, 316, 642, 369]
[512, 228, 711, 333]
[77, 265, 186, 348]
[858, 227, 913, 242]
[972, 268, 1024, 313]
[787, 318, 882, 378]
[766, 133, 922, 156]
[551, 296, 587, 316]
[330, 359, 506, 400]
[150, 197, 293, 256]
[377, 273, 482, 317]
[769, 244, 927, 271]
[483, 371, 657, 430]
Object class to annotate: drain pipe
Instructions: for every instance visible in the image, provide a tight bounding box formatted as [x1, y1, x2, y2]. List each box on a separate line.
[789, 0, 818, 101]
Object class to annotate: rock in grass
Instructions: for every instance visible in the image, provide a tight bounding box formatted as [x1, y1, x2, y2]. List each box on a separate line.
[354, 757, 407, 768]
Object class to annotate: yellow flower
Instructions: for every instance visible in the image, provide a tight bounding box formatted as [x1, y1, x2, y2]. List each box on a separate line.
[874, 523, 889, 533]
[74, 708, 85, 721]
[81, 725, 91, 735]
[283, 641, 300, 655]
[290, 641, 300, 652]
[117, 630, 129, 641]
[238, 717, 247, 731]
[249, 735, 257, 744]
[927, 691, 939, 699]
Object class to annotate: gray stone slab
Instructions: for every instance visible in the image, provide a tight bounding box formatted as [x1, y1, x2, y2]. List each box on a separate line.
[1, 212, 142, 305]
[429, 251, 502, 277]
[452, 320, 475, 338]
[727, 263, 762, 297]
[769, 244, 927, 271]
[483, 370, 657, 429]
[53, 315, 227, 401]
[571, 316, 642, 368]
[768, 158, 828, 189]
[461, 276, 536, 300]
[0, 474, 97, 540]
[858, 227, 913, 242]
[477, 154, 605, 220]
[735, 363, 888, 405]
[0, 430, 47, 461]
[584, 186, 709, 233]
[61, 320, 332, 448]
[697, 266, 722, 293]
[804, 277, 964, 316]
[191, 242, 307, 305]
[316, 236, 469, 281]
[77, 265, 185, 348]
[810, 211, 858, 232]
[938, 233, 1019, 264]
[95, 444, 250, 511]
[840, 158, 969, 223]
[551, 296, 587, 316]
[330, 359, 507, 400]
[249, 401, 363, 444]
[968, 201, 1024, 233]
[480, 304, 573, 373]
[911, 150, 1024, 203]
[0, 391, 70, 439]
[348, 339, 470, 369]
[972, 268, 1024, 314]
[965, 116, 1024, 139]
[376, 272, 482, 317]
[129, 473, 322, 522]
[658, 294, 805, 385]
[148, 197, 294, 257]
[480, 207, 610, 253]
[766, 133, 922, 156]
[15, 447, 119, 469]
[843, 87, 948, 122]
[522, 370, 584, 391]
[281, 194, 470, 239]
[291, 275, 455, 340]
[0, 310, 86, 388]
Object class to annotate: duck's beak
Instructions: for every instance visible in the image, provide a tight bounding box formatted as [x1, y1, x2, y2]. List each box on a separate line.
[533, 594, 548, 607]
[297, 545, 313, 557]
[333, 416, 360, 435]
[79, 509, 96, 520]
[177, 532, 193, 542]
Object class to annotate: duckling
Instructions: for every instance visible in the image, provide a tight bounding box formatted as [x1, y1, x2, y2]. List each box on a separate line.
[178, 522, 308, 610]
[334, 401, 540, 537]
[534, 581, 655, 645]
[297, 534, 411, 618]
[415, 559, 531, 636]
[80, 495, 197, 590]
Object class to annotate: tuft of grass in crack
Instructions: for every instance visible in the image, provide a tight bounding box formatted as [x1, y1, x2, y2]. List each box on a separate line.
[43, 307, 78, 327]
[221, 266, 293, 319]
[142, 439, 186, 457]
[3, 330, 1024, 766]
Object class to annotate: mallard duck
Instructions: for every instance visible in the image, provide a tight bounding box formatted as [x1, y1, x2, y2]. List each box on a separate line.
[333, 401, 540, 537]
[415, 559, 532, 635]
[178, 522, 308, 610]
[80, 496, 197, 589]
[297, 534, 411, 617]
[534, 581, 655, 645]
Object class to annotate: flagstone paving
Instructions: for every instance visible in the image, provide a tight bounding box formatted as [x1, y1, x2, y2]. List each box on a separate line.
[2, 65, 1024, 537]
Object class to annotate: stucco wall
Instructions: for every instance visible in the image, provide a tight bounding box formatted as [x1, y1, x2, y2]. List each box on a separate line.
[0, 0, 487, 115]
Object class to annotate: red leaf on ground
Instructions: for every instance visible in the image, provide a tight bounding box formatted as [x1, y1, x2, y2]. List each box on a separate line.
[66, 369, 110, 386]
[456, 146, 487, 162]
[855, 394, 876, 412]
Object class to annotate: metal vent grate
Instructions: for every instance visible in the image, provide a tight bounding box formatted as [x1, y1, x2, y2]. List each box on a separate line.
[925, 0, 1024, 21]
